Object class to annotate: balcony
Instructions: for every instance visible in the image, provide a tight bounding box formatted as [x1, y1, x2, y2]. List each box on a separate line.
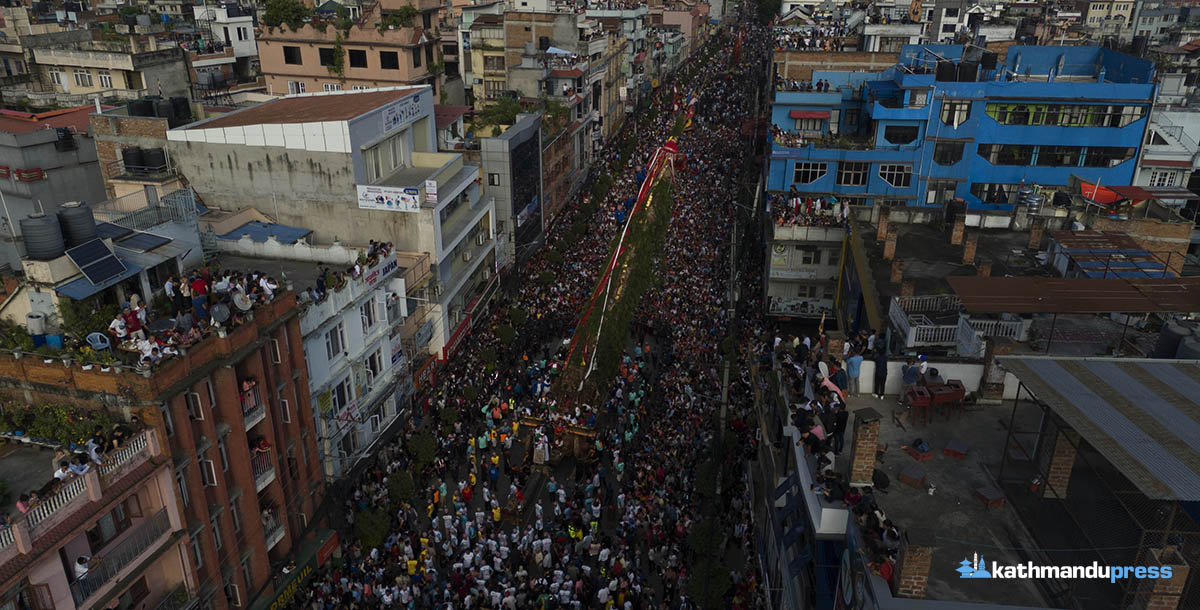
[252, 453, 276, 492]
[70, 508, 172, 605]
[263, 512, 284, 550]
[241, 382, 264, 431]
[888, 296, 1027, 351]
[153, 584, 201, 610]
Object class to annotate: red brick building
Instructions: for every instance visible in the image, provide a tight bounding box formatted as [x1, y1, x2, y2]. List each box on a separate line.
[0, 292, 324, 610]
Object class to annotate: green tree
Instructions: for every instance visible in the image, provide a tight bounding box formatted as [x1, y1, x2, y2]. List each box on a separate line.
[695, 460, 719, 497]
[408, 431, 436, 469]
[495, 324, 516, 345]
[509, 307, 527, 328]
[387, 471, 415, 504]
[481, 347, 498, 366]
[355, 508, 391, 548]
[471, 97, 521, 135]
[59, 297, 118, 343]
[327, 32, 347, 81]
[438, 406, 459, 427]
[687, 559, 732, 609]
[262, 0, 312, 30]
[538, 271, 554, 285]
[463, 386, 478, 401]
[687, 518, 727, 558]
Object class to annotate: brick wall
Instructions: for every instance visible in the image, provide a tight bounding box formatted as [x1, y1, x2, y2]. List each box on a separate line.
[1047, 430, 1077, 499]
[1089, 216, 1192, 275]
[849, 407, 880, 485]
[896, 536, 933, 598]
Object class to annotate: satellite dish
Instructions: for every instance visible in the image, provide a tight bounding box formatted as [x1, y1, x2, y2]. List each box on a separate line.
[211, 303, 230, 323]
[818, 361, 830, 379]
[233, 293, 252, 312]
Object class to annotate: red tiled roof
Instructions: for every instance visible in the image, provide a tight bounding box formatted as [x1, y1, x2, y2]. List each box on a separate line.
[0, 105, 114, 136]
[434, 104, 470, 129]
[189, 88, 425, 130]
[551, 69, 584, 78]
[0, 458, 166, 589]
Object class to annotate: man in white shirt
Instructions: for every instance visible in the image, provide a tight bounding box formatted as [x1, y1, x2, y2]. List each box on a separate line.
[54, 461, 72, 480]
[108, 315, 127, 341]
[73, 556, 91, 579]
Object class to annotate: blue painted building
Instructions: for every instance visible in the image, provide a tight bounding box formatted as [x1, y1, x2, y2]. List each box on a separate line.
[768, 45, 1157, 210]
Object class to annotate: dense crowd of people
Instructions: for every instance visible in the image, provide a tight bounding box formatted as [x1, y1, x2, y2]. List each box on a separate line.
[284, 7, 773, 610]
[773, 25, 849, 52]
[770, 190, 850, 227]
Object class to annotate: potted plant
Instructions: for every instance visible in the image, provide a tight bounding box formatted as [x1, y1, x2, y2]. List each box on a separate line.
[78, 349, 96, 371]
[36, 346, 57, 364]
[98, 351, 114, 373]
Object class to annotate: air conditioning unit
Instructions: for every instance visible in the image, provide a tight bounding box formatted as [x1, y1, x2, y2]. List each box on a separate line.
[475, 234, 486, 246]
[483, 268, 492, 280]
[462, 251, 473, 262]
[433, 284, 443, 297]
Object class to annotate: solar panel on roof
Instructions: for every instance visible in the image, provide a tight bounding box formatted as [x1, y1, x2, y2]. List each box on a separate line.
[80, 257, 127, 285]
[66, 239, 112, 266]
[118, 232, 170, 252]
[94, 222, 132, 240]
[66, 239, 127, 285]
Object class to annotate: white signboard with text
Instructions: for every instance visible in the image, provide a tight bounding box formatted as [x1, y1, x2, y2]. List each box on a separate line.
[357, 184, 420, 212]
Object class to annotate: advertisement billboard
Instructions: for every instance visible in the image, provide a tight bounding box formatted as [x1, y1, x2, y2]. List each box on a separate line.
[357, 184, 420, 212]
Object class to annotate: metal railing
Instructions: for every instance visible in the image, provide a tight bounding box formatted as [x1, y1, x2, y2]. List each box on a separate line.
[264, 521, 284, 550]
[98, 429, 150, 483]
[895, 294, 962, 313]
[241, 385, 264, 431]
[912, 323, 959, 346]
[27, 476, 88, 531]
[252, 453, 275, 491]
[968, 317, 1023, 340]
[0, 526, 13, 550]
[152, 584, 200, 610]
[70, 509, 171, 605]
[92, 187, 200, 233]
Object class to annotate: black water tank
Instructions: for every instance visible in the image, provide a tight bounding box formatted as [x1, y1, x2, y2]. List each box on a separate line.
[958, 61, 978, 82]
[170, 96, 191, 122]
[936, 60, 956, 81]
[57, 201, 96, 248]
[980, 51, 998, 70]
[121, 147, 145, 174]
[143, 147, 167, 172]
[538, 36, 550, 51]
[19, 213, 65, 261]
[129, 98, 153, 117]
[156, 99, 173, 119]
[1132, 35, 1149, 57]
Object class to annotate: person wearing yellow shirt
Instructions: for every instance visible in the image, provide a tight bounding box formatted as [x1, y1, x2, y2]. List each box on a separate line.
[492, 505, 501, 523]
[406, 559, 418, 575]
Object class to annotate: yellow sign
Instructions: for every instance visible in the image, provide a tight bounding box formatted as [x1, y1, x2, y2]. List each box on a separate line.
[318, 391, 333, 414]
[268, 565, 313, 610]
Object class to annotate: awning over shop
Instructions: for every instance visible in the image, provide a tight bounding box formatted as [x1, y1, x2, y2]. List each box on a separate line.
[788, 110, 829, 120]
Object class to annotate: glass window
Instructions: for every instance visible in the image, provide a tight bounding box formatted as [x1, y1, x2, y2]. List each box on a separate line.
[794, 118, 821, 131]
[283, 46, 302, 65]
[879, 164, 913, 188]
[360, 299, 377, 334]
[349, 49, 367, 68]
[837, 162, 869, 186]
[325, 322, 345, 360]
[1150, 170, 1178, 187]
[97, 71, 112, 89]
[211, 514, 223, 550]
[319, 48, 336, 66]
[380, 51, 399, 70]
[323, 83, 342, 92]
[792, 162, 827, 184]
[412, 48, 422, 68]
[73, 70, 92, 87]
[939, 100, 970, 126]
[933, 141, 964, 165]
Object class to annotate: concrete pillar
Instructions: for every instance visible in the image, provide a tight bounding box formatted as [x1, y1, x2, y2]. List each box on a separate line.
[883, 226, 898, 260]
[900, 281, 915, 297]
[1028, 217, 1046, 250]
[849, 407, 881, 486]
[977, 258, 992, 277]
[12, 520, 31, 553]
[1047, 431, 1077, 499]
[962, 232, 979, 265]
[890, 259, 905, 284]
[950, 215, 965, 245]
[896, 529, 935, 598]
[980, 337, 1015, 401]
[1146, 547, 1190, 610]
[876, 205, 890, 242]
[84, 469, 103, 501]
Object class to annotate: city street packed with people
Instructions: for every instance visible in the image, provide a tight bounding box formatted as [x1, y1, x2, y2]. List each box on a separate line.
[284, 6, 774, 610]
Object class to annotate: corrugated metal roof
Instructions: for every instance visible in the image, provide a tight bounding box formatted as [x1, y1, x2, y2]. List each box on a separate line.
[999, 357, 1200, 501]
[187, 88, 423, 130]
[217, 221, 312, 245]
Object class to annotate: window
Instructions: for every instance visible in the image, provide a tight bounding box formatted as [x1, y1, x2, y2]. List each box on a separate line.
[412, 48, 422, 68]
[844, 110, 858, 126]
[792, 162, 827, 184]
[970, 182, 1014, 204]
[794, 118, 821, 131]
[288, 81, 306, 94]
[360, 299, 377, 334]
[190, 536, 204, 570]
[217, 438, 229, 471]
[977, 144, 1036, 166]
[879, 164, 913, 188]
[933, 141, 964, 165]
[484, 80, 505, 99]
[796, 247, 822, 265]
[270, 338, 282, 364]
[280, 398, 292, 424]
[986, 103, 1144, 127]
[941, 23, 957, 34]
[325, 322, 345, 360]
[883, 125, 919, 145]
[186, 392, 204, 420]
[349, 49, 367, 68]
[366, 349, 383, 381]
[488, 173, 501, 186]
[352, 85, 371, 90]
[944, 7, 959, 17]
[324, 83, 342, 91]
[364, 141, 394, 182]
[283, 46, 302, 65]
[160, 403, 175, 437]
[237, 27, 248, 41]
[940, 100, 970, 126]
[211, 515, 223, 550]
[483, 56, 505, 71]
[225, 583, 241, 608]
[332, 376, 353, 413]
[176, 467, 190, 507]
[241, 558, 252, 590]
[319, 47, 336, 66]
[1039, 145, 1078, 167]
[425, 45, 434, 66]
[73, 70, 92, 88]
[1082, 146, 1134, 167]
[97, 71, 112, 89]
[230, 499, 242, 532]
[926, 180, 956, 205]
[49, 70, 62, 86]
[909, 89, 929, 108]
[380, 51, 399, 70]
[201, 456, 218, 487]
[1150, 170, 1178, 187]
[837, 162, 869, 186]
[205, 377, 216, 408]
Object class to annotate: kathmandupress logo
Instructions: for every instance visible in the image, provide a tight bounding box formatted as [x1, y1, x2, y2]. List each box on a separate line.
[957, 553, 1173, 584]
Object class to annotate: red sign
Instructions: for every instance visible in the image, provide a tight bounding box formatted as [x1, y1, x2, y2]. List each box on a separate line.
[317, 531, 339, 566]
[413, 356, 437, 390]
[442, 314, 472, 361]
